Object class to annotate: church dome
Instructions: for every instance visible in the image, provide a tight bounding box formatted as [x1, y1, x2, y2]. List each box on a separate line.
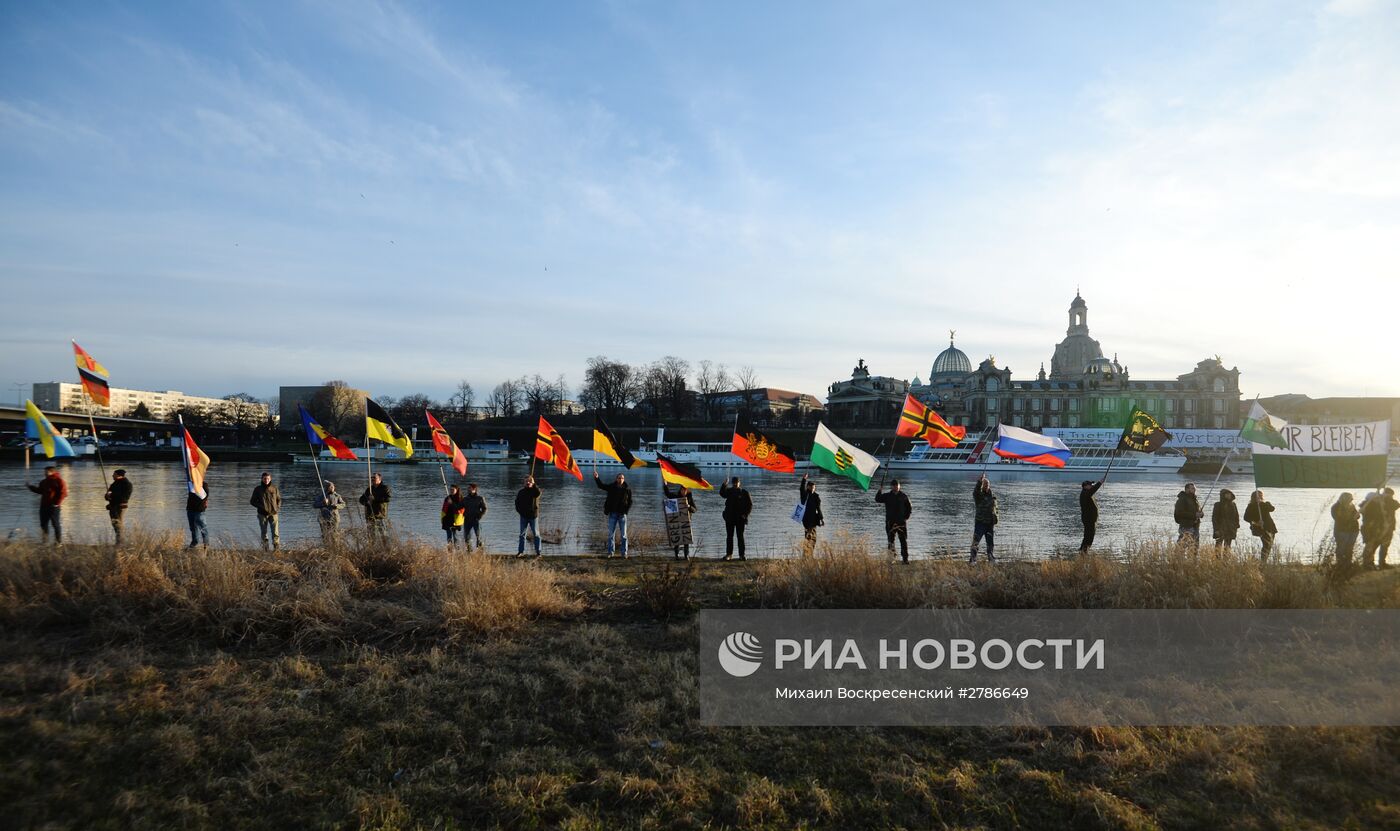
[1085, 356, 1116, 376]
[932, 332, 972, 377]
[1070, 291, 1086, 310]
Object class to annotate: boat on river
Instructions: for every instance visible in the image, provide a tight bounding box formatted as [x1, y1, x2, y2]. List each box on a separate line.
[886, 428, 1186, 475]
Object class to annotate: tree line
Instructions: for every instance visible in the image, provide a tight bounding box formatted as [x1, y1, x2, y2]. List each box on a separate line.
[303, 355, 767, 439]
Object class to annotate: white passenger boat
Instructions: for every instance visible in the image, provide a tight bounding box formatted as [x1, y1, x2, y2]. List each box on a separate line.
[886, 428, 1186, 474]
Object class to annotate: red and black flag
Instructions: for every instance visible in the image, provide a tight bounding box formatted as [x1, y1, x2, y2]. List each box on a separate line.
[730, 413, 796, 473]
[656, 452, 713, 490]
[535, 416, 583, 480]
[593, 414, 643, 468]
[72, 340, 111, 407]
[897, 394, 965, 448]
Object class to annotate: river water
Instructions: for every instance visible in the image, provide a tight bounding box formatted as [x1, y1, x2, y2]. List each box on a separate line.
[0, 460, 1365, 560]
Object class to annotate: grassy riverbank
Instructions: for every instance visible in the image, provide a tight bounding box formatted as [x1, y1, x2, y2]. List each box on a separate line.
[2, 534, 1397, 829]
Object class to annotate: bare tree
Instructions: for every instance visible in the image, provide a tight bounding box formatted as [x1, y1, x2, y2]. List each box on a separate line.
[733, 365, 760, 418]
[391, 393, 434, 426]
[488, 379, 522, 418]
[696, 360, 733, 423]
[642, 356, 692, 419]
[523, 374, 560, 416]
[449, 380, 476, 418]
[217, 393, 261, 429]
[310, 381, 365, 437]
[580, 356, 638, 418]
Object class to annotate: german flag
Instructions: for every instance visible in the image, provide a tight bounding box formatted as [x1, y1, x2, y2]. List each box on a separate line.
[897, 394, 965, 448]
[366, 398, 413, 457]
[72, 341, 111, 407]
[656, 452, 713, 490]
[77, 367, 111, 408]
[593, 414, 643, 468]
[731, 413, 796, 473]
[536, 416, 582, 480]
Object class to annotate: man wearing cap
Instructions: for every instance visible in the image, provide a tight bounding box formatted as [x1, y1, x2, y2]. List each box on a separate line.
[875, 478, 914, 563]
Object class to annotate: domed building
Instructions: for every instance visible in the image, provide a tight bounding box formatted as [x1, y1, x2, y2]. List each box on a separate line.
[931, 332, 972, 378]
[826, 292, 1242, 431]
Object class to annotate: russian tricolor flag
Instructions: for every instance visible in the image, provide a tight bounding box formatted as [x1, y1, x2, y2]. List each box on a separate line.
[993, 424, 1073, 468]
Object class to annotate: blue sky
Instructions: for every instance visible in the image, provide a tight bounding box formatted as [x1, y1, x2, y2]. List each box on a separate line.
[2, 0, 1397, 406]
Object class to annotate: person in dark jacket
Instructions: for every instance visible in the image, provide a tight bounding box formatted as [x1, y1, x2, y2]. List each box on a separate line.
[27, 465, 68, 546]
[1360, 492, 1385, 569]
[1379, 487, 1397, 568]
[186, 481, 210, 549]
[719, 477, 753, 561]
[105, 469, 133, 545]
[875, 479, 913, 562]
[799, 474, 825, 556]
[462, 484, 488, 550]
[969, 475, 998, 563]
[1211, 488, 1240, 552]
[663, 482, 697, 560]
[441, 484, 466, 547]
[1332, 492, 1360, 567]
[594, 472, 633, 558]
[1078, 477, 1104, 554]
[315, 482, 346, 542]
[515, 475, 542, 557]
[1243, 490, 1277, 561]
[359, 473, 391, 539]
[1173, 483, 1203, 551]
[250, 471, 282, 551]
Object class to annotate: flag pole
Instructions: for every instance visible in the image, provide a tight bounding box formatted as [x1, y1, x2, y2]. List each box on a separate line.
[308, 439, 327, 502]
[976, 425, 996, 479]
[177, 414, 193, 494]
[83, 398, 108, 483]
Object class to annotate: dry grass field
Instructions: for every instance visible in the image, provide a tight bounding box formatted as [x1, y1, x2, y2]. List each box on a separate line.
[2, 532, 1397, 829]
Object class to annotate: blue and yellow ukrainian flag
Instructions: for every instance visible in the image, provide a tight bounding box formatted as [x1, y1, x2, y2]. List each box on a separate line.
[25, 400, 75, 458]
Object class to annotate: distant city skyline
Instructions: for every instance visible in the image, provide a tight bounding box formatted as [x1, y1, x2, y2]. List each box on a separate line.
[2, 1, 1398, 404]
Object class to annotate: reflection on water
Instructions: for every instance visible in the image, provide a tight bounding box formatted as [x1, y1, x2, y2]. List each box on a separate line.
[0, 460, 1361, 559]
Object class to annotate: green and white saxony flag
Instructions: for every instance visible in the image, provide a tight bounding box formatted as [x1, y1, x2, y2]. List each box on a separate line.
[810, 422, 880, 490]
[1240, 401, 1289, 450]
[1252, 420, 1390, 488]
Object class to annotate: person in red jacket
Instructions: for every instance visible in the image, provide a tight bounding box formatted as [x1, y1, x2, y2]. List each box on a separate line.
[27, 465, 69, 545]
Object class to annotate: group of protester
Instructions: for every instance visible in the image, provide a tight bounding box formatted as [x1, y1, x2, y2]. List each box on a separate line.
[22, 464, 1398, 567]
[1328, 488, 1399, 569]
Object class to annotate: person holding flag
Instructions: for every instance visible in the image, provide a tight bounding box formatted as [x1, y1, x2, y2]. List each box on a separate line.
[719, 477, 753, 561]
[105, 469, 133, 545]
[315, 482, 346, 542]
[874, 479, 912, 562]
[179, 417, 212, 549]
[26, 466, 68, 546]
[1078, 478, 1105, 555]
[798, 474, 825, 556]
[1244, 490, 1278, 560]
[969, 475, 998, 564]
[361, 472, 392, 538]
[593, 472, 633, 559]
[23, 400, 74, 545]
[441, 484, 467, 547]
[515, 475, 543, 557]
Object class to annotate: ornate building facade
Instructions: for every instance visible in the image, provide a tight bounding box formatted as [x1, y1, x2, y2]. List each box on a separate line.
[827, 293, 1243, 431]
